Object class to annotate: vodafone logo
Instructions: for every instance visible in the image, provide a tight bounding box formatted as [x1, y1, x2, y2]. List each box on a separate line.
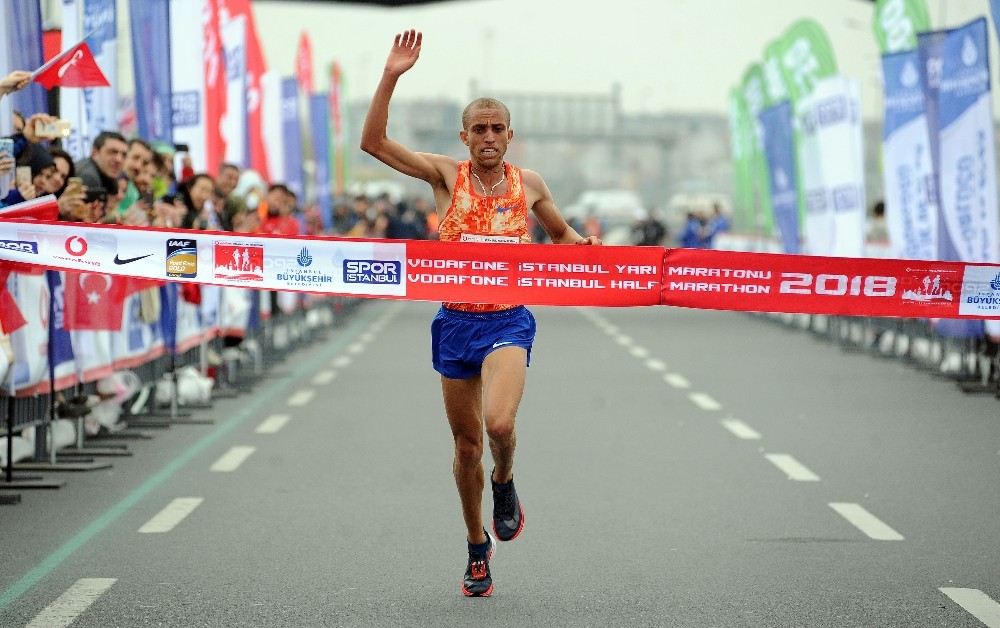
[65, 236, 88, 257]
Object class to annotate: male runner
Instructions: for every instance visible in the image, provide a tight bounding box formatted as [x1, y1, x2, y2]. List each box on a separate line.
[361, 30, 600, 597]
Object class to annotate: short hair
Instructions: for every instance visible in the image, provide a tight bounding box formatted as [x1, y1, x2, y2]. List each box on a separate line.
[268, 183, 291, 196]
[219, 162, 240, 174]
[128, 138, 153, 154]
[461, 98, 511, 130]
[92, 131, 127, 151]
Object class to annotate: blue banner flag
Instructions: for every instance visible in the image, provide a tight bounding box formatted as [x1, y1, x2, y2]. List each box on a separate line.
[129, 0, 172, 142]
[881, 50, 938, 260]
[281, 77, 304, 198]
[46, 271, 76, 391]
[159, 283, 178, 355]
[7, 0, 47, 117]
[309, 93, 333, 230]
[758, 102, 800, 254]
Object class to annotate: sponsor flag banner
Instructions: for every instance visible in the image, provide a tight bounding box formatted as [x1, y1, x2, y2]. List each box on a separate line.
[8, 0, 48, 115]
[170, 0, 208, 172]
[296, 32, 314, 94]
[8, 273, 49, 394]
[129, 0, 172, 143]
[221, 13, 248, 166]
[796, 76, 865, 258]
[224, 0, 270, 180]
[873, 0, 931, 54]
[758, 102, 800, 254]
[261, 71, 285, 183]
[330, 62, 346, 194]
[59, 0, 118, 160]
[741, 64, 773, 233]
[727, 88, 755, 231]
[882, 50, 938, 260]
[917, 28, 947, 229]
[936, 18, 999, 265]
[309, 93, 333, 230]
[46, 271, 78, 393]
[281, 77, 304, 198]
[779, 19, 838, 104]
[1, 221, 1000, 319]
[991, 0, 1000, 46]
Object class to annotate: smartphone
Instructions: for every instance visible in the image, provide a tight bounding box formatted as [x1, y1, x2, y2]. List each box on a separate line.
[65, 176, 83, 196]
[34, 119, 71, 139]
[0, 138, 13, 197]
[15, 166, 31, 188]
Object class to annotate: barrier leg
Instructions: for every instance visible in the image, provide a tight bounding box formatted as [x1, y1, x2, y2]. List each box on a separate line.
[0, 396, 64, 490]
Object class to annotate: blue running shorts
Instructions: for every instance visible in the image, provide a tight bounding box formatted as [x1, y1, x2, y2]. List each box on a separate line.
[431, 306, 536, 379]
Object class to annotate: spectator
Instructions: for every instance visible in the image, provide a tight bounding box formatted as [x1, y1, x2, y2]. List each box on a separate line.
[631, 208, 667, 246]
[216, 162, 246, 230]
[75, 131, 127, 208]
[703, 203, 731, 248]
[679, 211, 706, 248]
[331, 202, 356, 234]
[180, 173, 220, 229]
[49, 147, 74, 195]
[867, 200, 888, 243]
[259, 183, 300, 236]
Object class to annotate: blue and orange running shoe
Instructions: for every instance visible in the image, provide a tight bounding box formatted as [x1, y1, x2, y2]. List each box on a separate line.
[491, 472, 525, 542]
[462, 530, 496, 597]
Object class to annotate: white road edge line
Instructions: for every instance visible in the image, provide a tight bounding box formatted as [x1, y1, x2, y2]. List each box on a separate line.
[721, 419, 761, 440]
[138, 498, 204, 534]
[689, 392, 722, 411]
[311, 370, 337, 385]
[765, 454, 820, 481]
[210, 446, 256, 472]
[828, 502, 904, 540]
[347, 343, 365, 354]
[25, 578, 117, 628]
[629, 346, 650, 358]
[255, 414, 291, 434]
[287, 389, 315, 407]
[939, 588, 1000, 627]
[615, 335, 632, 346]
[663, 373, 690, 389]
[645, 359, 667, 371]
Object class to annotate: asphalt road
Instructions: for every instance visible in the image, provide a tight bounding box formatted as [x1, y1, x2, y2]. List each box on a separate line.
[1, 300, 999, 627]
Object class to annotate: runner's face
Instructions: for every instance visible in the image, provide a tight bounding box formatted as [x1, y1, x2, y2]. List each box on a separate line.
[462, 108, 511, 169]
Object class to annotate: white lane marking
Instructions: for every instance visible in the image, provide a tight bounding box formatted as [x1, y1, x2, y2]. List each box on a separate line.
[312, 370, 337, 385]
[330, 355, 352, 368]
[615, 335, 632, 346]
[255, 414, 291, 434]
[828, 502, 904, 540]
[629, 346, 650, 358]
[689, 392, 722, 411]
[645, 358, 667, 371]
[347, 342, 365, 354]
[287, 389, 315, 407]
[360, 332, 375, 343]
[721, 419, 761, 440]
[765, 454, 820, 481]
[940, 588, 1000, 627]
[210, 446, 256, 472]
[663, 373, 690, 389]
[138, 498, 204, 533]
[26, 578, 117, 628]
[604, 325, 619, 334]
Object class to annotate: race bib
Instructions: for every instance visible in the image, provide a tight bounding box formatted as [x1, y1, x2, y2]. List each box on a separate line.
[460, 233, 519, 244]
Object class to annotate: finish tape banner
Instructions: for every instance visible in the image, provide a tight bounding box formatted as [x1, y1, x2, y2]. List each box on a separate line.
[0, 220, 999, 319]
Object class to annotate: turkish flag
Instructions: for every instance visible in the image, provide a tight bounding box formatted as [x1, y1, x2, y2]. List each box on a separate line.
[296, 32, 314, 94]
[32, 40, 110, 89]
[0, 268, 27, 334]
[64, 272, 126, 331]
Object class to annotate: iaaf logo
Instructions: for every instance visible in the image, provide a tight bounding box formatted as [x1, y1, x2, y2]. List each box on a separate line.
[344, 260, 401, 285]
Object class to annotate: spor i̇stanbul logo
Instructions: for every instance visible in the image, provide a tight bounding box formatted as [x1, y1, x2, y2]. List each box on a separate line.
[297, 247, 313, 267]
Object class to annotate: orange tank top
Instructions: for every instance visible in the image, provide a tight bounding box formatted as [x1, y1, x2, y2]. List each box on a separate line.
[439, 161, 530, 312]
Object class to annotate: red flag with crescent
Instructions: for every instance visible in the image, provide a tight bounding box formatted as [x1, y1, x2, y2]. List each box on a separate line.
[63, 272, 126, 330]
[32, 40, 109, 89]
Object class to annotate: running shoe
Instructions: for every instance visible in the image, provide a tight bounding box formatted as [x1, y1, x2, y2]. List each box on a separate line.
[462, 531, 495, 597]
[491, 471, 525, 542]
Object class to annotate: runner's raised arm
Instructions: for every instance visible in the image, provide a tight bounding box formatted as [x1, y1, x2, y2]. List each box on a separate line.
[360, 30, 453, 187]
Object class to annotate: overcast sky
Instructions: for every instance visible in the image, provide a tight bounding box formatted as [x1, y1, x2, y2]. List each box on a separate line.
[253, 0, 996, 119]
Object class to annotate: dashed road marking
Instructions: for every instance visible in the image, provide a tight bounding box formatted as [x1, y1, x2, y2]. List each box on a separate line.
[645, 358, 667, 371]
[689, 392, 722, 411]
[347, 343, 365, 354]
[663, 373, 690, 389]
[828, 502, 904, 540]
[629, 346, 650, 358]
[312, 370, 337, 385]
[721, 419, 761, 440]
[138, 498, 203, 534]
[210, 446, 256, 472]
[604, 325, 619, 334]
[330, 355, 352, 368]
[939, 588, 1000, 627]
[615, 335, 632, 346]
[25, 578, 117, 628]
[765, 454, 820, 481]
[287, 389, 315, 407]
[255, 414, 291, 434]
[360, 332, 375, 342]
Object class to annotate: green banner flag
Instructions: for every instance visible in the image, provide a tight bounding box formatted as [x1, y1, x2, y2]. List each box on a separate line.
[779, 19, 838, 103]
[873, 0, 931, 53]
[728, 88, 755, 229]
[741, 64, 774, 233]
[762, 39, 790, 107]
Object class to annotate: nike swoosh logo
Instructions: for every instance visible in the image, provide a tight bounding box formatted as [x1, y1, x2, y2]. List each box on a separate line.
[492, 341, 514, 349]
[114, 254, 153, 265]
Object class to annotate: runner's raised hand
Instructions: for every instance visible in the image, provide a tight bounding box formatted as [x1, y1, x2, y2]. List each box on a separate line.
[384, 30, 422, 77]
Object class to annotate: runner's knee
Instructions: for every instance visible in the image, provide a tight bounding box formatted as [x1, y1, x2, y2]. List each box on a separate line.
[454, 435, 483, 463]
[485, 418, 515, 443]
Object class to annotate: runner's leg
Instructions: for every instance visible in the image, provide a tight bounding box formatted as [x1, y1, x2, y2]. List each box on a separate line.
[481, 346, 527, 484]
[442, 375, 487, 544]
